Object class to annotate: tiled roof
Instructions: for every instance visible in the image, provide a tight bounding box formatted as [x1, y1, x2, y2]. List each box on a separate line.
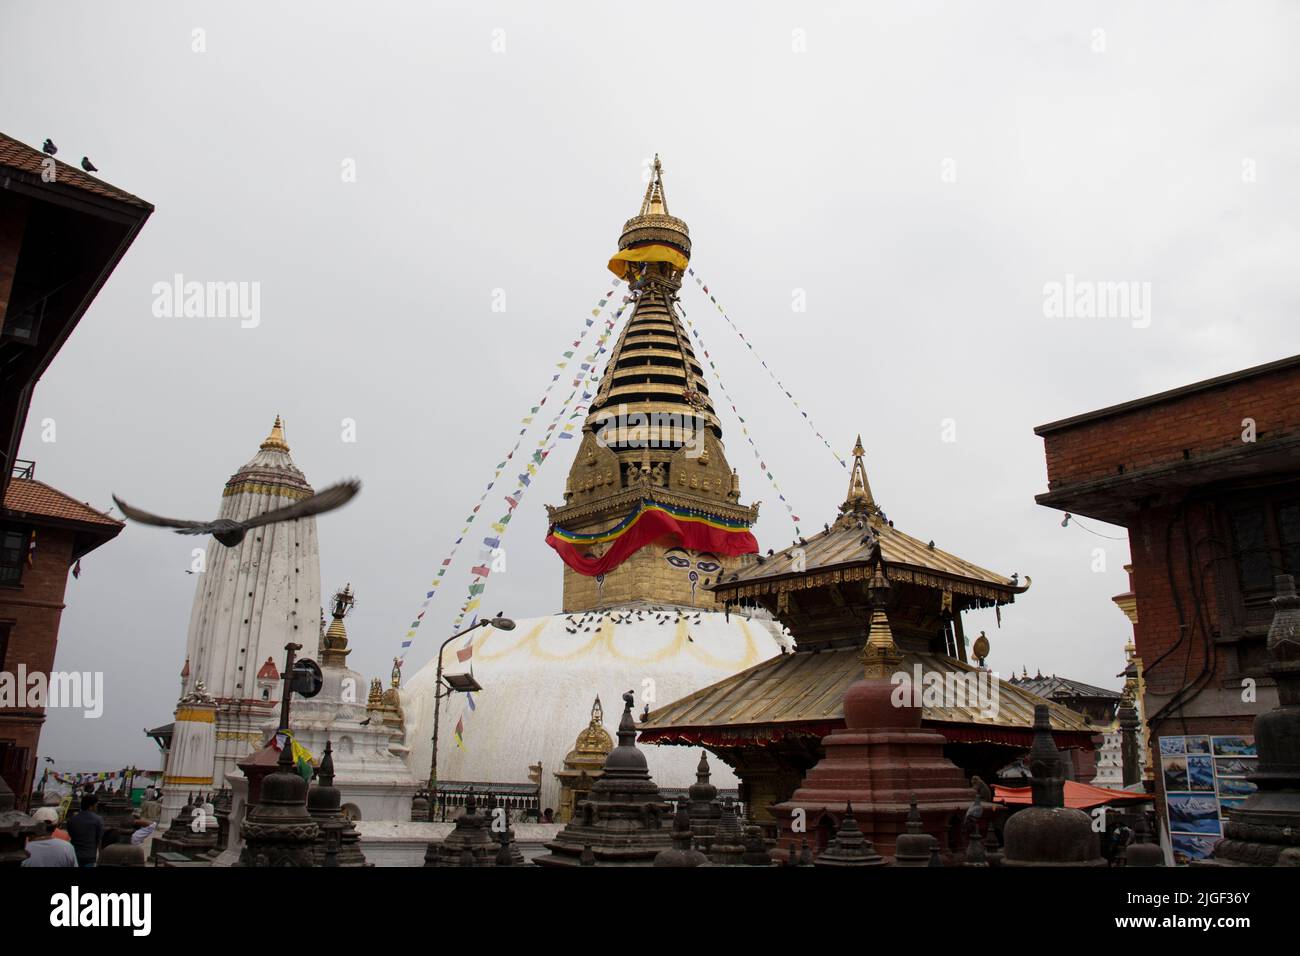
[1009, 673, 1121, 700]
[4, 477, 122, 529]
[717, 517, 1024, 600]
[641, 645, 1098, 741]
[0, 132, 152, 210]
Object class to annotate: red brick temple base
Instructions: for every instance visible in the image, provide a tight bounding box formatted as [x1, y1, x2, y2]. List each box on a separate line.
[771, 675, 973, 862]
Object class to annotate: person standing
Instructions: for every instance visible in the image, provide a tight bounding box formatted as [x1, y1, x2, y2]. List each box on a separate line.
[22, 809, 77, 867]
[65, 793, 105, 867]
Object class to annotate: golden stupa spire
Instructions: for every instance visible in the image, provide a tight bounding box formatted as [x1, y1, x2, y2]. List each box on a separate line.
[639, 154, 669, 216]
[861, 544, 902, 679]
[840, 434, 880, 517]
[260, 414, 290, 453]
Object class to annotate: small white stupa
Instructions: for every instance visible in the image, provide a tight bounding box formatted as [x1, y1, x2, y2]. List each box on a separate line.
[275, 584, 418, 821]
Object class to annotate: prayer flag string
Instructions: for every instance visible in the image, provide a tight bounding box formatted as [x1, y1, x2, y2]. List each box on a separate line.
[686, 267, 846, 470]
[440, 292, 634, 750]
[675, 299, 803, 538]
[395, 280, 624, 667]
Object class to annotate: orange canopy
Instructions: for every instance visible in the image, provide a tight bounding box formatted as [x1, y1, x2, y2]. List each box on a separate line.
[994, 781, 1149, 810]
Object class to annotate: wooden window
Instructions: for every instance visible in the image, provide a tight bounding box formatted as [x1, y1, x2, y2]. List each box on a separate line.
[1225, 486, 1300, 602]
[0, 527, 27, 586]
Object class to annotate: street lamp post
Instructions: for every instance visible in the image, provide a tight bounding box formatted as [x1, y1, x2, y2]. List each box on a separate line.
[427, 614, 514, 822]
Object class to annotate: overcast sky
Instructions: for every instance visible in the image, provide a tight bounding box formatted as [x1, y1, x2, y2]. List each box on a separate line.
[3, 1, 1297, 771]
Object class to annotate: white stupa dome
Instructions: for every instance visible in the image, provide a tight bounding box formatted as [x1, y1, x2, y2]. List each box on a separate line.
[400, 605, 790, 810]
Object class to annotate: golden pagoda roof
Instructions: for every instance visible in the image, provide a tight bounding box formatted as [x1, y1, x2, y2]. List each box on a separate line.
[714, 435, 1027, 605]
[640, 646, 1098, 747]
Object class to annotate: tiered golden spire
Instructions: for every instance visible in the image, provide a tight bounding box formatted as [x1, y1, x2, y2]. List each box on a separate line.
[320, 583, 354, 668]
[840, 434, 880, 517]
[861, 545, 902, 679]
[259, 415, 290, 453]
[640, 154, 669, 216]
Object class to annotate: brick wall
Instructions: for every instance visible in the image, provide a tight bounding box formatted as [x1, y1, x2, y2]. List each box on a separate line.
[0, 523, 74, 806]
[1042, 362, 1300, 490]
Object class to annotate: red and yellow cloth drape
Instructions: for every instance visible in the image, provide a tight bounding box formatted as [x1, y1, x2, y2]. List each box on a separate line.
[546, 499, 757, 577]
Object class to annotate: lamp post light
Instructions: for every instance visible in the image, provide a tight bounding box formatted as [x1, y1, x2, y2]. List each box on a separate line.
[427, 614, 514, 822]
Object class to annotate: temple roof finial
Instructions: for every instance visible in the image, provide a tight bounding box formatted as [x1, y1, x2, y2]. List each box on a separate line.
[260, 415, 290, 453]
[861, 544, 901, 679]
[840, 433, 879, 518]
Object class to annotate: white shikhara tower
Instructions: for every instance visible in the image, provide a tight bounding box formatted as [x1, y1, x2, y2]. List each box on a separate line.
[171, 417, 323, 789]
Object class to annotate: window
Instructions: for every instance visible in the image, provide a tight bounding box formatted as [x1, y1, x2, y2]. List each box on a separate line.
[1226, 488, 1300, 595]
[0, 527, 27, 586]
[0, 623, 9, 670]
[1228, 505, 1274, 594]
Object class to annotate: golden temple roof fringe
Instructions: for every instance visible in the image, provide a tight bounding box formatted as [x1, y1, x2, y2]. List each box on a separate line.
[640, 645, 1097, 736]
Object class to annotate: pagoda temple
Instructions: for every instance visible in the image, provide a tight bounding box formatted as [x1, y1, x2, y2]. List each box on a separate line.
[641, 436, 1098, 838]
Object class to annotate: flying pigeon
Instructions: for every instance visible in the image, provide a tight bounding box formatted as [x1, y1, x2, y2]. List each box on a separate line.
[80, 156, 97, 172]
[113, 479, 360, 547]
[42, 138, 57, 155]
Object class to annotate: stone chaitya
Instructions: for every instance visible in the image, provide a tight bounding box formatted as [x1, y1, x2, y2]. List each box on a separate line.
[1207, 574, 1300, 867]
[423, 790, 497, 867]
[685, 750, 723, 852]
[814, 803, 885, 867]
[236, 643, 320, 867]
[534, 691, 672, 866]
[654, 805, 709, 868]
[708, 799, 745, 866]
[308, 741, 367, 866]
[892, 795, 940, 867]
[151, 791, 219, 861]
[1001, 704, 1105, 867]
[236, 737, 319, 867]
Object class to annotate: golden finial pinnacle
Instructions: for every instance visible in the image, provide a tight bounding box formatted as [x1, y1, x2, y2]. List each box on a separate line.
[260, 415, 290, 452]
[640, 153, 669, 216]
[840, 433, 878, 517]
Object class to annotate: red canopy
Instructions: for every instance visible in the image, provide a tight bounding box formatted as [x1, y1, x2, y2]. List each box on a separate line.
[994, 781, 1148, 810]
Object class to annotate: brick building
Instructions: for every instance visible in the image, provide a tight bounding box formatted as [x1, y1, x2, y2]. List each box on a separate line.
[1034, 355, 1300, 808]
[0, 132, 150, 806]
[0, 474, 121, 802]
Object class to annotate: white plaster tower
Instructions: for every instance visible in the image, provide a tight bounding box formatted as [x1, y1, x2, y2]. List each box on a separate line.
[165, 417, 324, 796]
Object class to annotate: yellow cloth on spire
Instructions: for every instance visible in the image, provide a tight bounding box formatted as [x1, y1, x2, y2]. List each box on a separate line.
[607, 244, 689, 279]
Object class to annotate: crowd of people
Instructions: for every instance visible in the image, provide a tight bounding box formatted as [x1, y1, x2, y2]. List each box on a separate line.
[21, 784, 165, 867]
